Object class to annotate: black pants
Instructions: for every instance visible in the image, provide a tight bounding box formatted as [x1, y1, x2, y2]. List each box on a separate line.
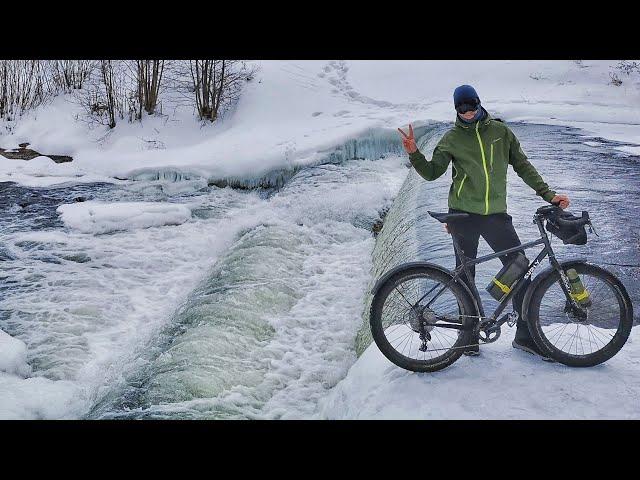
[448, 207, 531, 326]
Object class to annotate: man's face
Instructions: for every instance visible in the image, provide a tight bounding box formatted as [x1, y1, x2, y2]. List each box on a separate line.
[456, 98, 480, 121]
[459, 109, 477, 121]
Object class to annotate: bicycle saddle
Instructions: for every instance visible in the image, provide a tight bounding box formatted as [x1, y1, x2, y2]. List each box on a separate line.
[427, 211, 470, 224]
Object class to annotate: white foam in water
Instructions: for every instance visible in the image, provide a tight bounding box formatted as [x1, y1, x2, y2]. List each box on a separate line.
[57, 201, 193, 234]
[0, 187, 267, 418]
[0, 155, 407, 419]
[90, 155, 410, 419]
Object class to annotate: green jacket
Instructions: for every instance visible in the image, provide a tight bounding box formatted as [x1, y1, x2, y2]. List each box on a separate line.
[409, 109, 556, 215]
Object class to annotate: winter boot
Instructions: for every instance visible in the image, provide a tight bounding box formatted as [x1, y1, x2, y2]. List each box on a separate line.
[463, 335, 480, 356]
[512, 321, 555, 362]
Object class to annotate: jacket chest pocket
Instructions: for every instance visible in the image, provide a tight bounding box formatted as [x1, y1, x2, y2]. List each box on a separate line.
[489, 138, 504, 172]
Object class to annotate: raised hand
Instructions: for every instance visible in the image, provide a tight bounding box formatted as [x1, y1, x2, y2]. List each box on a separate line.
[398, 124, 418, 154]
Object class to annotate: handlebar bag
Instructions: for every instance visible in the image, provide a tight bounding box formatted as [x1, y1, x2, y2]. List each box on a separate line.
[545, 210, 588, 245]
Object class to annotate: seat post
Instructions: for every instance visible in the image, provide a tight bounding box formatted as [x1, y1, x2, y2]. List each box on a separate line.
[449, 224, 467, 265]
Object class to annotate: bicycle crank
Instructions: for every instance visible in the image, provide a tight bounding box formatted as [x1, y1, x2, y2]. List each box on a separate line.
[478, 321, 501, 343]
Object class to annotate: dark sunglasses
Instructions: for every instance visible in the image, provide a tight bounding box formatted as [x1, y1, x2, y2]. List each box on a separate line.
[456, 100, 480, 114]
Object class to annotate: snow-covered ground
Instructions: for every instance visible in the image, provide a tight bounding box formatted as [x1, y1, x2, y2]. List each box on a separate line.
[318, 326, 640, 419]
[1, 60, 639, 419]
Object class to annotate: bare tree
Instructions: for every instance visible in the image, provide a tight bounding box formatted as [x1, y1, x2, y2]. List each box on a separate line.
[101, 60, 120, 128]
[75, 60, 135, 128]
[49, 60, 96, 91]
[134, 60, 165, 116]
[72, 59, 256, 128]
[187, 60, 255, 122]
[0, 60, 51, 120]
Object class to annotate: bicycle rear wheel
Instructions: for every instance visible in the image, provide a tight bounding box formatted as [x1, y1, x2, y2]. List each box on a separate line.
[525, 262, 633, 367]
[370, 265, 477, 372]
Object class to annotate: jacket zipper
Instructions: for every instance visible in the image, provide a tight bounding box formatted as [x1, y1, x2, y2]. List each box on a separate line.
[457, 173, 467, 197]
[475, 122, 490, 214]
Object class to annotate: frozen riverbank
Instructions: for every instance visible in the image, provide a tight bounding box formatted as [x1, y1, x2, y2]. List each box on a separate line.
[2, 61, 639, 189]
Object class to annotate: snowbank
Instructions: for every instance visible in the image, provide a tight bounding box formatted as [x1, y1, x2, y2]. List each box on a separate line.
[0, 329, 31, 377]
[56, 201, 193, 234]
[0, 329, 86, 419]
[1, 60, 638, 188]
[0, 374, 87, 419]
[319, 326, 640, 419]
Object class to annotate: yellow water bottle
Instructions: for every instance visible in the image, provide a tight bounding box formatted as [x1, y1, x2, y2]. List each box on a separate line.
[566, 268, 592, 307]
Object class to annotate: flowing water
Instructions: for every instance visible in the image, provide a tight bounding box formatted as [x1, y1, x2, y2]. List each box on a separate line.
[1, 123, 638, 419]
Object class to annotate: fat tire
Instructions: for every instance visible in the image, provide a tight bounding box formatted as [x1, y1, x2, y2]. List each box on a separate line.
[370, 266, 477, 372]
[525, 262, 633, 367]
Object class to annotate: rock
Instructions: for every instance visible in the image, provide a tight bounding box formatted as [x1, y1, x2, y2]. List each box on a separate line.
[47, 155, 73, 164]
[0, 145, 73, 163]
[0, 147, 41, 160]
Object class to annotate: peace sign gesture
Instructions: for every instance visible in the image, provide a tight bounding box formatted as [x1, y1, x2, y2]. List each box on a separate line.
[398, 124, 418, 154]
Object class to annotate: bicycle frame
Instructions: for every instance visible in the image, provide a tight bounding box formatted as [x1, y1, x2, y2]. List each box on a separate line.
[420, 212, 582, 331]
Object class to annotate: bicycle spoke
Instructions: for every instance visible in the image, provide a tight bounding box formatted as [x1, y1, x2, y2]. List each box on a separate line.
[389, 330, 412, 347]
[377, 272, 471, 365]
[535, 268, 625, 360]
[394, 287, 416, 310]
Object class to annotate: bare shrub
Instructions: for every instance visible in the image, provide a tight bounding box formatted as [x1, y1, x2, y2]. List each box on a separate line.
[49, 60, 96, 91]
[75, 60, 136, 128]
[609, 71, 623, 86]
[74, 59, 256, 128]
[616, 60, 640, 76]
[0, 60, 52, 120]
[173, 60, 256, 122]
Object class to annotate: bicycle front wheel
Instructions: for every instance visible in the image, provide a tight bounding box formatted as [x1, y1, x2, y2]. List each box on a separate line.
[370, 265, 478, 373]
[526, 262, 634, 367]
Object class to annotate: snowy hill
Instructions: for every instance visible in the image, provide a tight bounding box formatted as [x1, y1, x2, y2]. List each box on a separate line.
[2, 60, 639, 188]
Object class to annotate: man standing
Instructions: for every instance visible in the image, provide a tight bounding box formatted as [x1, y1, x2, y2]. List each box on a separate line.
[398, 85, 570, 358]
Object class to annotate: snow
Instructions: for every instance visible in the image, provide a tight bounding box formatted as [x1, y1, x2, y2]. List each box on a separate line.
[1, 60, 638, 188]
[0, 373, 87, 419]
[56, 201, 193, 234]
[0, 60, 638, 419]
[318, 326, 640, 419]
[0, 329, 31, 377]
[0, 329, 85, 419]
[0, 155, 121, 187]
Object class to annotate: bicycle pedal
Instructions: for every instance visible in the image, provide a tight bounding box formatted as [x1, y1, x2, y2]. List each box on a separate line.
[478, 323, 501, 343]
